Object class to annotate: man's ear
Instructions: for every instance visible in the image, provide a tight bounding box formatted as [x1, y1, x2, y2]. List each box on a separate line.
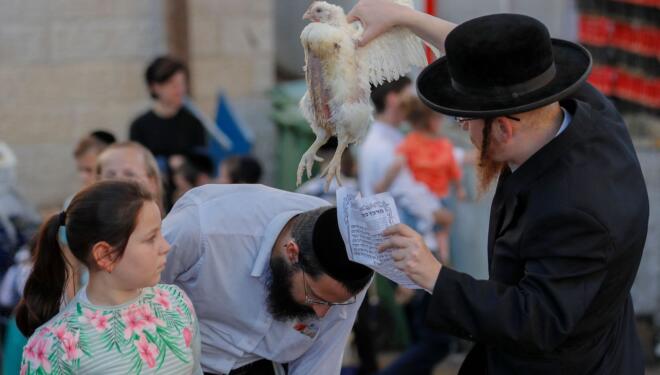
[284, 240, 300, 264]
[493, 117, 515, 145]
[92, 242, 118, 273]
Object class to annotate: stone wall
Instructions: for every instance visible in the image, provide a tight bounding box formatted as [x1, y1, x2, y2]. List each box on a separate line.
[0, 0, 275, 208]
[187, 0, 276, 185]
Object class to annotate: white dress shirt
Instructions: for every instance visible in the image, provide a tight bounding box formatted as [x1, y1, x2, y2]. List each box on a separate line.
[358, 121, 440, 228]
[161, 184, 367, 375]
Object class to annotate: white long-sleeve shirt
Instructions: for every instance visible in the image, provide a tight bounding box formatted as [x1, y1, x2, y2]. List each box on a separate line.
[358, 121, 440, 227]
[161, 184, 367, 375]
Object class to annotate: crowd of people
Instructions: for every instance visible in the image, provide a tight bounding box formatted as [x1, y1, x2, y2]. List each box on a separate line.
[0, 50, 473, 375]
[0, 0, 651, 374]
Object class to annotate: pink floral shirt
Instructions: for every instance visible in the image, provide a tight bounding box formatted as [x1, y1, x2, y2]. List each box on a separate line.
[21, 284, 201, 374]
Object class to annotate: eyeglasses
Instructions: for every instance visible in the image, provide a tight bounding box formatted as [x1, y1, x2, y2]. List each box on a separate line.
[454, 115, 521, 127]
[301, 266, 357, 307]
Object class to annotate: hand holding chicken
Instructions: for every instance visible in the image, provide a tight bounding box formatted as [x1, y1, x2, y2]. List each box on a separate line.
[298, 0, 429, 189]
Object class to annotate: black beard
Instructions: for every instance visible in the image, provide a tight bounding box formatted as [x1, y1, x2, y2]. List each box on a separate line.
[266, 256, 315, 321]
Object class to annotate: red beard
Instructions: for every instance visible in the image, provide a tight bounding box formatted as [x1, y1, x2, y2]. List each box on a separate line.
[476, 153, 507, 197]
[475, 120, 507, 197]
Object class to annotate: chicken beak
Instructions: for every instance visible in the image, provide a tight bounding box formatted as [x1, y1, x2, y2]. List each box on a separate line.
[302, 9, 313, 21]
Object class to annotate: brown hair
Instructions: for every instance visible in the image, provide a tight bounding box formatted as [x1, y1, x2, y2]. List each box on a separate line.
[97, 142, 164, 211]
[73, 136, 107, 159]
[370, 76, 412, 114]
[401, 96, 437, 131]
[145, 56, 188, 99]
[16, 181, 153, 336]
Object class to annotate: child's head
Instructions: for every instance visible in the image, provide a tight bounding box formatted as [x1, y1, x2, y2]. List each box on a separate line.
[73, 136, 108, 188]
[96, 142, 163, 208]
[16, 180, 169, 336]
[145, 56, 188, 108]
[402, 96, 443, 134]
[173, 152, 214, 190]
[217, 155, 262, 184]
[370, 76, 412, 125]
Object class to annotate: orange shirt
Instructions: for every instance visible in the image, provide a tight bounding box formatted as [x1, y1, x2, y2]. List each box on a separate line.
[397, 132, 461, 198]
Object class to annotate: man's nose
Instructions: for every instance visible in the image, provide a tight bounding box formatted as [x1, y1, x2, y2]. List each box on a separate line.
[312, 304, 330, 318]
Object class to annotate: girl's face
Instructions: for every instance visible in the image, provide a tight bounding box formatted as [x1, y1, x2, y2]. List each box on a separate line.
[98, 148, 158, 198]
[76, 151, 98, 188]
[110, 201, 169, 289]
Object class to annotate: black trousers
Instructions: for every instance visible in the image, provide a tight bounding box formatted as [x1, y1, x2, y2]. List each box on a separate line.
[204, 359, 282, 375]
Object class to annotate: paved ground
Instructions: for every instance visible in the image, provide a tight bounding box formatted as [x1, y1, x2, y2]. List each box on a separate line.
[375, 352, 660, 374]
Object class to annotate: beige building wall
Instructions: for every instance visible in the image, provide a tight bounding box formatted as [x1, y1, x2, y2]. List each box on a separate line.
[188, 0, 274, 116]
[0, 0, 275, 208]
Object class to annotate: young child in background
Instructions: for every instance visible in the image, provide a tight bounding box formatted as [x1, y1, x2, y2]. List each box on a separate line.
[171, 152, 214, 204]
[16, 180, 201, 374]
[397, 96, 466, 262]
[71, 131, 116, 194]
[217, 155, 263, 184]
[96, 141, 164, 214]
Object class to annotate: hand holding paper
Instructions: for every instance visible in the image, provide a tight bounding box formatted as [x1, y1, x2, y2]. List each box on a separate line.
[336, 187, 440, 290]
[379, 224, 442, 292]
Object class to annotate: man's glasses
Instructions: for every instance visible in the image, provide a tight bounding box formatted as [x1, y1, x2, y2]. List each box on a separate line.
[454, 115, 521, 128]
[301, 266, 357, 307]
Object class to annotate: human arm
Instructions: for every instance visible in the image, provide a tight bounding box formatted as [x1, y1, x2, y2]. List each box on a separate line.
[453, 181, 467, 201]
[160, 199, 205, 284]
[176, 286, 203, 375]
[190, 319, 202, 375]
[373, 156, 406, 194]
[380, 209, 610, 353]
[347, 0, 456, 50]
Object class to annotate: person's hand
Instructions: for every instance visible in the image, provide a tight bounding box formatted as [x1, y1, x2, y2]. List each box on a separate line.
[433, 208, 454, 227]
[378, 224, 442, 291]
[394, 286, 415, 305]
[456, 185, 467, 201]
[168, 154, 185, 171]
[347, 0, 414, 46]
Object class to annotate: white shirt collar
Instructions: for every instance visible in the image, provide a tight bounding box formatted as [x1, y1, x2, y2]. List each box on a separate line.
[556, 106, 571, 137]
[251, 210, 302, 278]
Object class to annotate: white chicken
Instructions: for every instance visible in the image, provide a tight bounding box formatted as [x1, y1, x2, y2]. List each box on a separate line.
[297, 0, 428, 188]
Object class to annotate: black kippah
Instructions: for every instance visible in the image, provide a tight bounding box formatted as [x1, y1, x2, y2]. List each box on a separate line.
[308, 207, 373, 282]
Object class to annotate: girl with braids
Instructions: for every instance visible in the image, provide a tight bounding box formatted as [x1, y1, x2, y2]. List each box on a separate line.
[16, 180, 201, 374]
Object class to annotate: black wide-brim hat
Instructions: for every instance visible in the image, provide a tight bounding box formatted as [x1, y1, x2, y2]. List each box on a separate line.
[417, 13, 593, 118]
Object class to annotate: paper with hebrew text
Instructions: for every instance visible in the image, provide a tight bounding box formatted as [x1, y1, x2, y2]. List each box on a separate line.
[336, 187, 420, 289]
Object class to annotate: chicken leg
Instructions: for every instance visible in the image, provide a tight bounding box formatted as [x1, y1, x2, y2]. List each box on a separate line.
[319, 139, 348, 191]
[297, 132, 330, 186]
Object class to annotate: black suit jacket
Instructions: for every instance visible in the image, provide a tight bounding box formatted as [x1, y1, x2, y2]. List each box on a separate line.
[427, 83, 649, 375]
